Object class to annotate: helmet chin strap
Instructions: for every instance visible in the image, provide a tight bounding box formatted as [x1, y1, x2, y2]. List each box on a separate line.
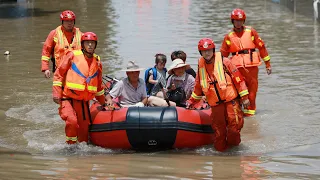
[232, 21, 245, 31]
[81, 42, 96, 56]
[233, 25, 244, 33]
[204, 55, 214, 64]
[82, 49, 94, 57]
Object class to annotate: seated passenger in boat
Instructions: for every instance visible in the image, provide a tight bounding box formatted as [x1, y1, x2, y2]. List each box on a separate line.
[145, 53, 167, 97]
[144, 54, 176, 107]
[166, 59, 195, 107]
[105, 61, 148, 107]
[170, 50, 196, 78]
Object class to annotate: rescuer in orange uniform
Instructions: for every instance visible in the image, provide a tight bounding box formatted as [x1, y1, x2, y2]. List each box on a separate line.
[41, 10, 82, 78]
[52, 32, 105, 144]
[220, 8, 272, 116]
[186, 38, 250, 152]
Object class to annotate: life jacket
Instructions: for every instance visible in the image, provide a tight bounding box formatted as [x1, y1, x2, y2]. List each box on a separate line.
[198, 52, 238, 107]
[63, 50, 100, 101]
[53, 26, 82, 68]
[144, 66, 167, 95]
[227, 26, 262, 67]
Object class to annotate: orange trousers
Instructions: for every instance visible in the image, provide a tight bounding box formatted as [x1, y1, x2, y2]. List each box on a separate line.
[59, 99, 91, 144]
[211, 100, 244, 152]
[239, 67, 259, 116]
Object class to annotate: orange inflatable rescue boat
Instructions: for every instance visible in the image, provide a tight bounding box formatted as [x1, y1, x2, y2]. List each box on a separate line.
[89, 102, 214, 150]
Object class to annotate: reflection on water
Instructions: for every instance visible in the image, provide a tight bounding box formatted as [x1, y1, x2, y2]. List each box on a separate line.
[0, 147, 275, 179]
[257, 143, 320, 179]
[0, 0, 320, 179]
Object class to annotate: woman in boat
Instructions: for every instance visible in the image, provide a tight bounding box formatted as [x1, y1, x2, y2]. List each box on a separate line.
[170, 50, 196, 78]
[166, 59, 195, 107]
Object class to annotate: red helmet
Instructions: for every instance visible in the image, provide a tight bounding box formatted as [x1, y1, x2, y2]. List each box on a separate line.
[231, 8, 246, 21]
[81, 32, 98, 42]
[198, 38, 215, 51]
[60, 10, 76, 21]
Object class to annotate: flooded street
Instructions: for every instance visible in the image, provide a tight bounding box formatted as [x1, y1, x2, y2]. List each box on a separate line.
[1, 0, 320, 179]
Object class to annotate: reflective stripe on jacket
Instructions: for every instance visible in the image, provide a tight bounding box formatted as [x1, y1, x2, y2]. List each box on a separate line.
[227, 26, 262, 67]
[195, 52, 238, 106]
[53, 26, 82, 67]
[64, 50, 100, 100]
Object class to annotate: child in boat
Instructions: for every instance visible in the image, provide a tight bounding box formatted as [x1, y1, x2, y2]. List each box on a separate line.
[145, 53, 176, 106]
[145, 53, 167, 97]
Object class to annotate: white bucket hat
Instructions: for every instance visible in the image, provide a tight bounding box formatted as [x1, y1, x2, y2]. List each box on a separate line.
[168, 58, 190, 75]
[121, 61, 144, 72]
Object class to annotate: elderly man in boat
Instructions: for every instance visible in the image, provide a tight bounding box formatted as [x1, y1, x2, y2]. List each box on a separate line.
[105, 61, 148, 107]
[106, 61, 177, 107]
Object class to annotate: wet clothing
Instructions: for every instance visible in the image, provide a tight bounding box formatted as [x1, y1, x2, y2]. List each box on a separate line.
[238, 67, 258, 115]
[41, 26, 82, 72]
[220, 26, 271, 116]
[211, 100, 244, 151]
[109, 78, 147, 107]
[59, 99, 91, 144]
[53, 50, 105, 144]
[188, 52, 248, 151]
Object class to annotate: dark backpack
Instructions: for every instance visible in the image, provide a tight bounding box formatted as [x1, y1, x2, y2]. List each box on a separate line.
[144, 67, 167, 95]
[166, 87, 186, 107]
[166, 74, 189, 107]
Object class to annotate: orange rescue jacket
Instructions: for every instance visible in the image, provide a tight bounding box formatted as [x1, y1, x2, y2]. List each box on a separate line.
[53, 26, 82, 67]
[41, 26, 82, 72]
[191, 52, 249, 107]
[63, 50, 100, 101]
[227, 26, 262, 67]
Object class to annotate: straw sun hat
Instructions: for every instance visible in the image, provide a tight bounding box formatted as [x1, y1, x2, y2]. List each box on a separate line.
[121, 61, 144, 72]
[167, 58, 190, 75]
